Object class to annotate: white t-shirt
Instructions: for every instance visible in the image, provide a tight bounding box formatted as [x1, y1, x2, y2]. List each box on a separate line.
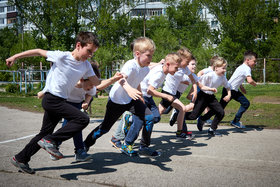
[109, 59, 150, 104]
[177, 73, 199, 93]
[201, 66, 213, 75]
[163, 66, 191, 95]
[199, 71, 231, 95]
[229, 63, 252, 91]
[67, 86, 96, 103]
[141, 64, 167, 97]
[45, 51, 95, 99]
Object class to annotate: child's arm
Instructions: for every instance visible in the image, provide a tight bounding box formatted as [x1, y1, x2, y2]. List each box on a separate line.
[119, 78, 143, 100]
[223, 87, 231, 102]
[96, 72, 123, 90]
[6, 49, 47, 67]
[197, 82, 217, 93]
[147, 85, 174, 102]
[82, 94, 93, 110]
[197, 69, 204, 77]
[246, 76, 257, 86]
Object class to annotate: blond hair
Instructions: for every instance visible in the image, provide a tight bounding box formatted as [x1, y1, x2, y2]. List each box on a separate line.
[177, 47, 193, 62]
[132, 37, 156, 54]
[213, 57, 227, 69]
[165, 53, 182, 65]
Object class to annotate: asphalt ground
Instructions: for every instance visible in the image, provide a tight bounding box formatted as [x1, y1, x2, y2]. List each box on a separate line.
[0, 106, 280, 187]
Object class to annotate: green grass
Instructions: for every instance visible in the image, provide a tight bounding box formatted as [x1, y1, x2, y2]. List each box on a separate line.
[0, 84, 279, 128]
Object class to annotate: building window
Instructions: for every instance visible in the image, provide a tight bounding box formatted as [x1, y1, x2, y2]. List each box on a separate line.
[7, 17, 16, 24]
[0, 7, 5, 13]
[0, 18, 4, 24]
[7, 6, 15, 12]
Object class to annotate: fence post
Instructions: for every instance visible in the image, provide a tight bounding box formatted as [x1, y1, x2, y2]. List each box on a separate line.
[263, 58, 266, 84]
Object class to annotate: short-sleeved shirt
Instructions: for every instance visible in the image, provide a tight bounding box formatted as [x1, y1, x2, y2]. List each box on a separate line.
[199, 71, 231, 95]
[45, 51, 95, 99]
[177, 73, 199, 93]
[141, 64, 167, 98]
[67, 86, 96, 103]
[229, 63, 251, 91]
[201, 66, 213, 75]
[109, 59, 150, 104]
[163, 66, 191, 95]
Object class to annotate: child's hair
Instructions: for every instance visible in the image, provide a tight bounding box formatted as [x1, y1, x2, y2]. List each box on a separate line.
[244, 51, 258, 61]
[132, 37, 156, 54]
[75, 31, 100, 48]
[90, 61, 101, 78]
[213, 57, 227, 69]
[177, 47, 193, 62]
[165, 53, 182, 65]
[210, 56, 219, 66]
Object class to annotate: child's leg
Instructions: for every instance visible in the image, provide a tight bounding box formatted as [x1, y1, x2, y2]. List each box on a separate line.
[171, 99, 186, 131]
[207, 98, 225, 130]
[112, 111, 132, 140]
[232, 90, 250, 122]
[84, 99, 126, 149]
[185, 91, 208, 120]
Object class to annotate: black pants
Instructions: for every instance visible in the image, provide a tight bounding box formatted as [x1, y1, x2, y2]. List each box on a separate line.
[202, 87, 250, 123]
[185, 91, 224, 130]
[84, 98, 152, 149]
[15, 92, 89, 163]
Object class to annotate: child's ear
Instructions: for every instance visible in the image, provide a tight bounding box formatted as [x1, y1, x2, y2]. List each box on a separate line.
[76, 42, 82, 49]
[135, 51, 140, 57]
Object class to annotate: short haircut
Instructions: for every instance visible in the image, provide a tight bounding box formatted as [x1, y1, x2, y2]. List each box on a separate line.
[165, 53, 182, 65]
[210, 56, 219, 66]
[75, 31, 100, 48]
[177, 47, 193, 62]
[213, 56, 227, 68]
[132, 37, 156, 54]
[90, 61, 101, 78]
[244, 51, 258, 61]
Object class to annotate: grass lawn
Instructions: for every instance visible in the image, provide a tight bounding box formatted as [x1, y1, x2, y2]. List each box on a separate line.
[0, 84, 279, 129]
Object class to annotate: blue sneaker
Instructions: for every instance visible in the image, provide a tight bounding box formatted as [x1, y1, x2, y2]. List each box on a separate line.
[138, 147, 161, 158]
[123, 112, 132, 136]
[110, 136, 122, 149]
[75, 149, 92, 162]
[121, 143, 138, 157]
[197, 117, 205, 131]
[231, 121, 246, 128]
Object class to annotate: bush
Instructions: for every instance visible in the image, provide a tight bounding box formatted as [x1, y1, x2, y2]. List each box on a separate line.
[5, 84, 19, 93]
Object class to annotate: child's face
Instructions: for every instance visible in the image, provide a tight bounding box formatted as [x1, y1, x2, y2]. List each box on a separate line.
[246, 57, 257, 68]
[136, 50, 154, 67]
[215, 64, 227, 76]
[167, 61, 179, 75]
[82, 80, 94, 91]
[77, 43, 98, 61]
[180, 58, 189, 68]
[187, 59, 197, 73]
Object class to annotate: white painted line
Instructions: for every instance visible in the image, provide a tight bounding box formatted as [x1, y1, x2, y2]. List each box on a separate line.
[0, 134, 36, 144]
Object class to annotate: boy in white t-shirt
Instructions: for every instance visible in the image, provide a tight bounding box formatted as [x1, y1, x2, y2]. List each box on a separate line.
[6, 32, 122, 174]
[110, 53, 181, 157]
[185, 57, 231, 137]
[200, 51, 257, 128]
[83, 37, 157, 157]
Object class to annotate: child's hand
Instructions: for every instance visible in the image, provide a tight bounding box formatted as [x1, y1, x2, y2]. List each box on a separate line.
[127, 87, 143, 100]
[211, 88, 217, 93]
[112, 72, 124, 81]
[223, 95, 231, 102]
[6, 56, 16, 67]
[82, 103, 89, 110]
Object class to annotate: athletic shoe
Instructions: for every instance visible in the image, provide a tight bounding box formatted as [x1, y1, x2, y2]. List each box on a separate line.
[50, 155, 59, 161]
[183, 131, 196, 140]
[197, 117, 205, 131]
[138, 147, 161, 158]
[231, 121, 246, 128]
[11, 156, 35, 174]
[169, 109, 177, 126]
[37, 138, 63, 159]
[205, 119, 213, 126]
[208, 129, 222, 137]
[75, 149, 92, 162]
[110, 137, 122, 149]
[123, 112, 132, 136]
[121, 143, 138, 157]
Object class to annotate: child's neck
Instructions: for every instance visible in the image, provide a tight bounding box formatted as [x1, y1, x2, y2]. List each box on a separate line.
[162, 64, 168, 75]
[71, 49, 81, 61]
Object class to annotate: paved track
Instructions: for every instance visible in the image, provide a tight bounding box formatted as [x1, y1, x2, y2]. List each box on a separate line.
[0, 106, 280, 187]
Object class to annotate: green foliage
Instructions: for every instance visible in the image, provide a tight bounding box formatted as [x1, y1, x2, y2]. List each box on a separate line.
[5, 84, 19, 93]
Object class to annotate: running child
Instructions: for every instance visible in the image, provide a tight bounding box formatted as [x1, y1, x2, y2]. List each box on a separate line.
[199, 51, 257, 128]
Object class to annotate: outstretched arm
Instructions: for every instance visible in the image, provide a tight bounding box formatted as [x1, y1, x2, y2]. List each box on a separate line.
[6, 49, 47, 67]
[119, 78, 142, 100]
[246, 76, 257, 86]
[96, 72, 123, 90]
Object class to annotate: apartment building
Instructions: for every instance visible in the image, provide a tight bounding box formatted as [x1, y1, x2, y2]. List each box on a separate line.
[0, 0, 17, 29]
